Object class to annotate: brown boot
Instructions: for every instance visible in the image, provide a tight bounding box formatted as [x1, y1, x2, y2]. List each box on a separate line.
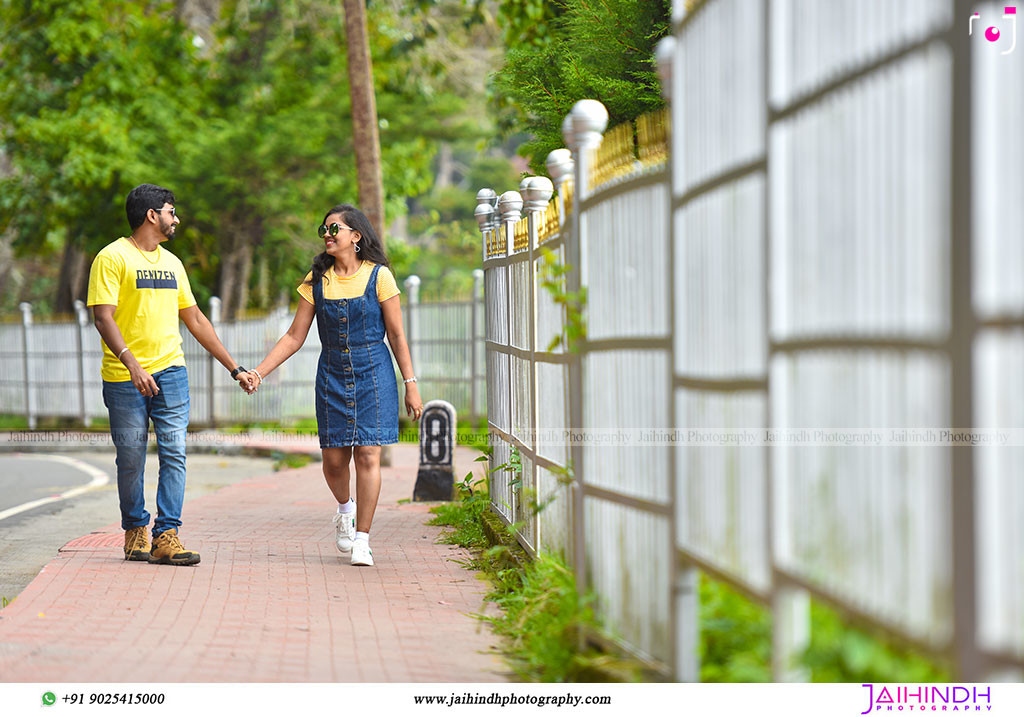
[123, 526, 151, 562]
[148, 528, 200, 566]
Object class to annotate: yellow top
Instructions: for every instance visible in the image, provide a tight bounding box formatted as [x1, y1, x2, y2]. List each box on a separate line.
[86, 238, 197, 382]
[297, 261, 400, 305]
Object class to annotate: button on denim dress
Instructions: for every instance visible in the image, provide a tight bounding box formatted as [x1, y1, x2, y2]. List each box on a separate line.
[312, 264, 399, 447]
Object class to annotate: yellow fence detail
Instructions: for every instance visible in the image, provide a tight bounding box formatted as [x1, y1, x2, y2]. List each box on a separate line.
[637, 108, 669, 168]
[513, 216, 530, 252]
[487, 224, 508, 259]
[591, 120, 636, 189]
[539, 196, 561, 243]
[561, 178, 574, 216]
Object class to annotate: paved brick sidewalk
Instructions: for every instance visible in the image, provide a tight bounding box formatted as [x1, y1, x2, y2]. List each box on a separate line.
[0, 444, 507, 682]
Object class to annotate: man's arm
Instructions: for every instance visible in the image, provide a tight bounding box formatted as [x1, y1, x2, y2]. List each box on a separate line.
[92, 304, 160, 396]
[178, 305, 251, 389]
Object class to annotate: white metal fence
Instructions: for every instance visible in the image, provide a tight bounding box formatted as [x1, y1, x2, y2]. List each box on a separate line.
[477, 0, 1024, 681]
[0, 273, 485, 426]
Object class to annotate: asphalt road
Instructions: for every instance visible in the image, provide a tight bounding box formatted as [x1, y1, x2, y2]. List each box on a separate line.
[0, 451, 280, 604]
[0, 455, 104, 517]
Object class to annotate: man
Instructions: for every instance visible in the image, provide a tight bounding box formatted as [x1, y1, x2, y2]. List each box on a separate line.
[87, 183, 253, 566]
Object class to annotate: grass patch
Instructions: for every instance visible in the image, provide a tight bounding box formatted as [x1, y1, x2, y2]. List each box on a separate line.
[0, 414, 110, 431]
[428, 470, 642, 682]
[700, 576, 950, 682]
[271, 451, 315, 471]
[1, 596, 10, 608]
[219, 419, 319, 435]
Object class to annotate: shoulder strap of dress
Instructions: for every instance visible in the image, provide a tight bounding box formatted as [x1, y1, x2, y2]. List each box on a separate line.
[365, 263, 381, 297]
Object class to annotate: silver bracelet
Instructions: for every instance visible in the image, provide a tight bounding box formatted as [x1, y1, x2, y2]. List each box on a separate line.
[252, 368, 263, 381]
[403, 376, 417, 384]
[117, 347, 130, 359]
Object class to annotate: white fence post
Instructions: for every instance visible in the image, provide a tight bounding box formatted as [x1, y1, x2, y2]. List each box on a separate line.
[565, 100, 607, 602]
[404, 275, 421, 378]
[19, 302, 35, 430]
[523, 176, 554, 550]
[772, 586, 811, 682]
[208, 296, 221, 427]
[471, 268, 484, 419]
[73, 299, 90, 427]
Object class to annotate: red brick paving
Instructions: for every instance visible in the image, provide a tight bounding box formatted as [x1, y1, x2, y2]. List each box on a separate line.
[0, 444, 507, 682]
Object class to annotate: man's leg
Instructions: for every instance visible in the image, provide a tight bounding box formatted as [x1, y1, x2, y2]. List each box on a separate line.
[149, 366, 190, 537]
[102, 379, 150, 530]
[147, 366, 199, 566]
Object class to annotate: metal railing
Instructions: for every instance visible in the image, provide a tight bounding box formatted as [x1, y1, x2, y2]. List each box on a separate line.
[0, 273, 485, 427]
[476, 0, 1024, 682]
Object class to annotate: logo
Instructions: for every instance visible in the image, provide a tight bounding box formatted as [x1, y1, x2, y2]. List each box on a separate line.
[970, 7, 1017, 54]
[860, 684, 993, 714]
[135, 269, 178, 290]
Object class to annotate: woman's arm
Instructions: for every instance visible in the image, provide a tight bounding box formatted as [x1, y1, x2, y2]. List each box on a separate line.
[380, 295, 423, 419]
[247, 300, 316, 389]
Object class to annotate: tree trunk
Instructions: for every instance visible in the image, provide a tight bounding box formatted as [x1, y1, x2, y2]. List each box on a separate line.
[435, 141, 453, 189]
[218, 233, 239, 319]
[0, 148, 13, 302]
[56, 234, 90, 314]
[234, 236, 253, 318]
[0, 227, 15, 303]
[218, 220, 259, 321]
[342, 0, 385, 238]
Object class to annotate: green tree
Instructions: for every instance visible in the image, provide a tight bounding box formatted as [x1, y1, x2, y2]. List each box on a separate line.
[0, 0, 200, 312]
[491, 0, 670, 173]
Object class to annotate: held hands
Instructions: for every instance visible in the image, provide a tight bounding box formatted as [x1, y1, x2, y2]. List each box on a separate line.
[405, 382, 424, 420]
[236, 371, 261, 395]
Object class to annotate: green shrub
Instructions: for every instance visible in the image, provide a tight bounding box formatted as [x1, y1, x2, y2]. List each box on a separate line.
[493, 0, 671, 173]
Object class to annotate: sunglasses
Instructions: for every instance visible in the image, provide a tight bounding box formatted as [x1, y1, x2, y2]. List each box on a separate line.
[318, 223, 354, 238]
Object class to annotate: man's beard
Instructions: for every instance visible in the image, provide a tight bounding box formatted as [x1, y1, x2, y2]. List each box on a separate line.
[159, 218, 175, 239]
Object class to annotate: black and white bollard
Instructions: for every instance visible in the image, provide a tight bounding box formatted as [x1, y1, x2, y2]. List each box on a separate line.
[413, 399, 457, 501]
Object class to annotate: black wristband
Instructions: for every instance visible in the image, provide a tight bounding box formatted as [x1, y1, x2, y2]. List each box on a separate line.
[230, 366, 246, 379]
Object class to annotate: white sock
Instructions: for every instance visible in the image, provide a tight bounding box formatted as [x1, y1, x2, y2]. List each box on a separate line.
[338, 499, 356, 514]
[355, 531, 370, 544]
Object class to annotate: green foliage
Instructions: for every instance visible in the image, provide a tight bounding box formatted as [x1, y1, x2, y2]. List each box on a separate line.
[428, 462, 640, 682]
[539, 248, 586, 352]
[698, 576, 950, 683]
[403, 150, 519, 300]
[271, 451, 315, 472]
[494, 0, 564, 50]
[492, 0, 671, 172]
[0, 0, 502, 315]
[0, 0, 198, 255]
[699, 576, 773, 682]
[802, 601, 950, 682]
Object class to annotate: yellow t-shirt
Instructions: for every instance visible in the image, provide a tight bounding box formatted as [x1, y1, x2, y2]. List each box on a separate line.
[296, 261, 400, 305]
[86, 238, 197, 382]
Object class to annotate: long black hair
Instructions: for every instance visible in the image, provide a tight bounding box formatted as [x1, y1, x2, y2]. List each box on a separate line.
[307, 204, 390, 286]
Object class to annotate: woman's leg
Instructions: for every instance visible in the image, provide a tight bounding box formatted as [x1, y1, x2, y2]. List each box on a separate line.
[352, 445, 382, 533]
[322, 446, 354, 503]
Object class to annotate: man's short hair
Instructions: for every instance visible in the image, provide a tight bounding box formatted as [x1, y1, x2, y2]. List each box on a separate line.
[126, 184, 175, 231]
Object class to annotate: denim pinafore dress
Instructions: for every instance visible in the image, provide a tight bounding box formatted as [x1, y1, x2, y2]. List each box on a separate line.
[312, 264, 399, 447]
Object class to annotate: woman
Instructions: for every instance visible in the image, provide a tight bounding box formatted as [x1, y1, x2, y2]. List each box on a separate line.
[243, 204, 423, 567]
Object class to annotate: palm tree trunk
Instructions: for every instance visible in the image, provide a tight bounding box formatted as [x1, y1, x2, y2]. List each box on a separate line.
[342, 0, 385, 238]
[56, 231, 89, 314]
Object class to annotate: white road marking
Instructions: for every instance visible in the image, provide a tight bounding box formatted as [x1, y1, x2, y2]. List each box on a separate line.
[0, 454, 110, 523]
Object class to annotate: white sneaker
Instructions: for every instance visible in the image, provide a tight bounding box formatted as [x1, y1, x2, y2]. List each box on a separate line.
[333, 511, 356, 553]
[351, 540, 374, 566]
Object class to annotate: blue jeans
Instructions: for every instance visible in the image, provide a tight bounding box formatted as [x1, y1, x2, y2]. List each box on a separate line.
[102, 365, 190, 536]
